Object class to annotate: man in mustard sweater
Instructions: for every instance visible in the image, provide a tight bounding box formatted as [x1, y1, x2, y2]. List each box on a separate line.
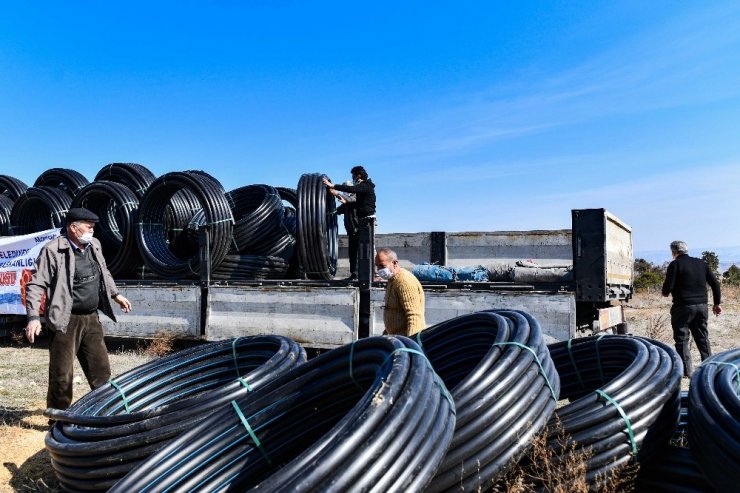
[375, 247, 426, 336]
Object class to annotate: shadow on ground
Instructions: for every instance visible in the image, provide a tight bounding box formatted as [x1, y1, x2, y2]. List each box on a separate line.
[4, 449, 59, 492]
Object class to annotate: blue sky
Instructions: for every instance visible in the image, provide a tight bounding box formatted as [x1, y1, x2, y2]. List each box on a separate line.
[2, 2, 739, 253]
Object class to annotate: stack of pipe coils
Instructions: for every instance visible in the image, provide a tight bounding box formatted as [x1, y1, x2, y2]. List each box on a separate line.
[296, 173, 338, 280]
[0, 194, 14, 235]
[541, 335, 683, 489]
[34, 168, 89, 200]
[419, 310, 561, 491]
[135, 171, 233, 279]
[109, 336, 456, 492]
[211, 254, 290, 280]
[9, 186, 72, 235]
[71, 181, 143, 277]
[45, 336, 307, 492]
[688, 347, 740, 493]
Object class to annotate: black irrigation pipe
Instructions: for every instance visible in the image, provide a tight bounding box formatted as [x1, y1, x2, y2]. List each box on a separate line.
[418, 310, 560, 492]
[688, 347, 740, 493]
[297, 173, 338, 280]
[0, 194, 14, 235]
[71, 181, 143, 278]
[0, 174, 29, 201]
[225, 185, 286, 255]
[34, 168, 89, 200]
[94, 162, 157, 199]
[110, 336, 456, 493]
[275, 186, 298, 210]
[135, 171, 234, 279]
[635, 392, 712, 493]
[9, 186, 72, 235]
[45, 336, 307, 492]
[543, 335, 683, 489]
[211, 254, 290, 280]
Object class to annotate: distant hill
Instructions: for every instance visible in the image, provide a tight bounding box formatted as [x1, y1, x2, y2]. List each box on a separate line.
[635, 246, 740, 273]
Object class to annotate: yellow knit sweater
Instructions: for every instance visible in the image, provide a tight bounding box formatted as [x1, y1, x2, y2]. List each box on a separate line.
[383, 268, 426, 336]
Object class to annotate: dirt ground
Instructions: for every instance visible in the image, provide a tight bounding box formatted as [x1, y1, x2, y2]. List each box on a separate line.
[0, 288, 737, 492]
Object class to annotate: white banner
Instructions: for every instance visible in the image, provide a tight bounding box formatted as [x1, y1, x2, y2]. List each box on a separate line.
[0, 229, 60, 315]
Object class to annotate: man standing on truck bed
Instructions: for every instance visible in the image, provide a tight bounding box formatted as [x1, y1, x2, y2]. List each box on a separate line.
[24, 208, 132, 411]
[375, 247, 426, 336]
[662, 240, 721, 377]
[323, 165, 376, 281]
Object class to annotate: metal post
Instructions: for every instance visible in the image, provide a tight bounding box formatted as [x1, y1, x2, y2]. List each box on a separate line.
[198, 226, 211, 338]
[357, 218, 375, 338]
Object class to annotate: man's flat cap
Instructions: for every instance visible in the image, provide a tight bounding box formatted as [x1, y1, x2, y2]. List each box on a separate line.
[66, 208, 99, 223]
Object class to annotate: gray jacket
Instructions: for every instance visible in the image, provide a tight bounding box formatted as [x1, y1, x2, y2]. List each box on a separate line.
[25, 235, 120, 333]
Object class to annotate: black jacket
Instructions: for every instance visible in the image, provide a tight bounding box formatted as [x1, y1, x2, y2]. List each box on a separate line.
[333, 179, 376, 218]
[337, 201, 359, 234]
[662, 254, 721, 305]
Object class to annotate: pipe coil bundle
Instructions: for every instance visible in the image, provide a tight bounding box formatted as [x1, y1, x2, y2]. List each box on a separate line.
[45, 335, 307, 492]
[544, 335, 682, 489]
[94, 162, 156, 199]
[0, 194, 13, 235]
[687, 347, 740, 493]
[9, 186, 72, 235]
[225, 184, 289, 257]
[297, 173, 338, 280]
[71, 181, 143, 277]
[109, 336, 456, 493]
[635, 391, 713, 493]
[34, 168, 89, 200]
[0, 174, 29, 201]
[211, 254, 290, 280]
[135, 171, 233, 279]
[419, 310, 560, 492]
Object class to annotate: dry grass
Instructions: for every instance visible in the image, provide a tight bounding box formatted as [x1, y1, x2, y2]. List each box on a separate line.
[143, 331, 176, 358]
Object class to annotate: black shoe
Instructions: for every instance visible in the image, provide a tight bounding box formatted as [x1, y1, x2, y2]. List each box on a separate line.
[344, 275, 357, 281]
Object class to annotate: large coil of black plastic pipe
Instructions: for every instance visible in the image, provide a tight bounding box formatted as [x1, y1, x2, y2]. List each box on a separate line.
[635, 392, 713, 493]
[275, 186, 298, 210]
[0, 175, 29, 201]
[297, 173, 338, 280]
[225, 184, 285, 255]
[94, 162, 156, 199]
[211, 254, 290, 280]
[0, 194, 14, 235]
[135, 171, 233, 279]
[542, 335, 683, 489]
[45, 335, 307, 492]
[71, 181, 143, 278]
[109, 336, 456, 493]
[9, 186, 72, 235]
[419, 310, 561, 492]
[34, 168, 89, 200]
[688, 347, 740, 493]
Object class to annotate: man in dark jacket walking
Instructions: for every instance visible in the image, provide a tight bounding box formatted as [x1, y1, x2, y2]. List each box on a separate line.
[323, 166, 376, 280]
[662, 240, 722, 377]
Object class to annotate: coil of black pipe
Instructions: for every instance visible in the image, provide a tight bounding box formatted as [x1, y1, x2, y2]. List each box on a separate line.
[296, 173, 338, 280]
[135, 171, 233, 279]
[0, 175, 29, 201]
[0, 194, 14, 235]
[9, 186, 72, 235]
[94, 162, 156, 199]
[71, 181, 143, 277]
[540, 335, 682, 489]
[109, 336, 456, 493]
[211, 254, 290, 280]
[225, 184, 286, 255]
[635, 392, 713, 493]
[687, 347, 740, 493]
[45, 335, 307, 492]
[418, 310, 560, 492]
[275, 186, 298, 210]
[34, 168, 90, 200]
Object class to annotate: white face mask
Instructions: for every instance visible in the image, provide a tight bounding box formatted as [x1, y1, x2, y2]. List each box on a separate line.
[78, 232, 94, 244]
[377, 267, 393, 280]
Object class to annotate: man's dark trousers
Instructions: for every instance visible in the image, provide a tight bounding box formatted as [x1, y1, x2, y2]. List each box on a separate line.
[670, 303, 712, 377]
[47, 312, 111, 410]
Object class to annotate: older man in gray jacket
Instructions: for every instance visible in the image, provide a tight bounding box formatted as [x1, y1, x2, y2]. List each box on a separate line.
[25, 207, 132, 410]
